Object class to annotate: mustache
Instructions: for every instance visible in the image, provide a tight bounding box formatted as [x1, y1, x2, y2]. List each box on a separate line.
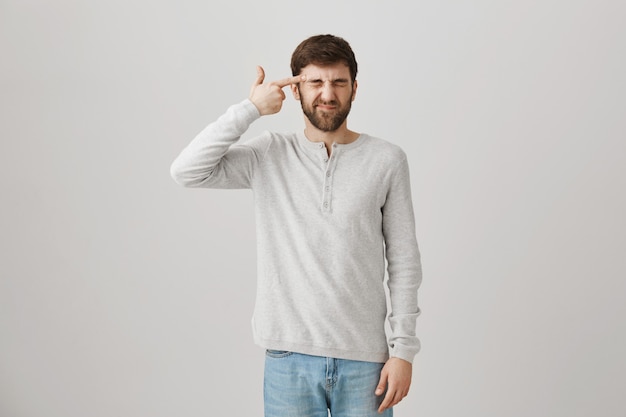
[314, 100, 339, 107]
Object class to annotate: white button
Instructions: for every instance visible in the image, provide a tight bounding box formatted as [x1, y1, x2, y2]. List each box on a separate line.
[325, 186, 330, 191]
[323, 158, 328, 162]
[326, 172, 331, 177]
[318, 144, 324, 149]
[323, 202, 329, 208]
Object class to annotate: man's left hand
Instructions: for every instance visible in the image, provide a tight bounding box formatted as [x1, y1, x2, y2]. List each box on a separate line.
[375, 357, 412, 413]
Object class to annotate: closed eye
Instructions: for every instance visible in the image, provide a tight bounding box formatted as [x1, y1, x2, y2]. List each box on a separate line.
[306, 79, 350, 87]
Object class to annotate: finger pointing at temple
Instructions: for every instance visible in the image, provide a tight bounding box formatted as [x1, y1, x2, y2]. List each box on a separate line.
[272, 74, 306, 88]
[249, 66, 306, 116]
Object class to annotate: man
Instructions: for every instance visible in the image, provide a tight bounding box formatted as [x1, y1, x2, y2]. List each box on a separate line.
[170, 34, 422, 416]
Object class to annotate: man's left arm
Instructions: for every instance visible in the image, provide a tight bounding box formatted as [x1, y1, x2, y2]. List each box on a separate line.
[377, 153, 422, 412]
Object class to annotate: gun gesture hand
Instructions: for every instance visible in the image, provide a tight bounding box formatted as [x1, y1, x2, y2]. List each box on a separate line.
[249, 66, 305, 116]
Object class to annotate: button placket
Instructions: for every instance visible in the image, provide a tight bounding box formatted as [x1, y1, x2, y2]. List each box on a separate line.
[316, 142, 329, 164]
[321, 147, 339, 212]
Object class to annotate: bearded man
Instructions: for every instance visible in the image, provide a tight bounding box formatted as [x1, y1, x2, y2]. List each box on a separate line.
[171, 34, 422, 417]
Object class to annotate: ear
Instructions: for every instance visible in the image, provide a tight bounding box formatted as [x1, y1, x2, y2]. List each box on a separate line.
[291, 83, 300, 100]
[351, 80, 358, 101]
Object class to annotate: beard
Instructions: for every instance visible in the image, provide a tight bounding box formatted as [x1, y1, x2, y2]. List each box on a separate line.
[300, 90, 352, 132]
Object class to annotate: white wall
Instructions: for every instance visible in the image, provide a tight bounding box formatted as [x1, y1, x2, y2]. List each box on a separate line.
[1, 1, 624, 416]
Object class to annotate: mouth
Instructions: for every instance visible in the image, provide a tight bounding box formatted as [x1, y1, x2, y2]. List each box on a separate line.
[315, 103, 337, 111]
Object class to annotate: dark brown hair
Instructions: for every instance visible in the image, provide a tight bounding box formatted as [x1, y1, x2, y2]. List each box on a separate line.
[290, 34, 358, 82]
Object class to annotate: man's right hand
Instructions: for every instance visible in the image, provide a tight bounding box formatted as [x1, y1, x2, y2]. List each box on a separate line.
[249, 66, 305, 116]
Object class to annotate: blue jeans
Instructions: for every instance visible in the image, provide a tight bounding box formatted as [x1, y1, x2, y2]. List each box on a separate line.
[264, 350, 393, 417]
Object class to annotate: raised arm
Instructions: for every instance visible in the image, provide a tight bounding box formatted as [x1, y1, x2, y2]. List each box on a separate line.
[170, 67, 304, 189]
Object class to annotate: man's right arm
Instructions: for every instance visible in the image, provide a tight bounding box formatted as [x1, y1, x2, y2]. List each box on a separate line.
[169, 67, 304, 189]
[169, 99, 263, 189]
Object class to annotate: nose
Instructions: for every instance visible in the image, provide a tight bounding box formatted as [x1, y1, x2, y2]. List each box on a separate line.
[320, 81, 335, 101]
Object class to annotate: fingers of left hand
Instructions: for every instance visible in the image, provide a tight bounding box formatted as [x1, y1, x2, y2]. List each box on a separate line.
[378, 386, 408, 412]
[378, 389, 395, 412]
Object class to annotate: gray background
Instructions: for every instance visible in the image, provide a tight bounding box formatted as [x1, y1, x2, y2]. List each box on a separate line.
[1, 0, 625, 416]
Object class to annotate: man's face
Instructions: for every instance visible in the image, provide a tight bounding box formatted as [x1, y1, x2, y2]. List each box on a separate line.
[292, 63, 357, 132]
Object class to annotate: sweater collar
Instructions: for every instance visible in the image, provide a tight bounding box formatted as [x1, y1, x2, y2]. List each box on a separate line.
[296, 130, 367, 153]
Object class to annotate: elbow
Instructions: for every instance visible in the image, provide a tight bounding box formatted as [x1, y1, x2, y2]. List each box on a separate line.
[169, 160, 187, 186]
[170, 160, 203, 187]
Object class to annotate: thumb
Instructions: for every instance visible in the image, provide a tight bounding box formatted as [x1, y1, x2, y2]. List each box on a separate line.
[375, 369, 387, 396]
[253, 65, 265, 86]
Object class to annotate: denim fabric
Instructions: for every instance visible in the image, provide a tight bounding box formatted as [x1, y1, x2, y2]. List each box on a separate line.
[264, 351, 393, 417]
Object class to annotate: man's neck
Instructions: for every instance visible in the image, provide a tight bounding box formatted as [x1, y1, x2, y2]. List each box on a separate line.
[303, 122, 360, 153]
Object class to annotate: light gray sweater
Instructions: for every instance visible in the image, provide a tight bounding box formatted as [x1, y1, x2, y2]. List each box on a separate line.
[170, 99, 422, 363]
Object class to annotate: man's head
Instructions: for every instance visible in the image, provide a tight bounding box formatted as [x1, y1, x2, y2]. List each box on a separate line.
[290, 34, 358, 132]
[290, 34, 358, 83]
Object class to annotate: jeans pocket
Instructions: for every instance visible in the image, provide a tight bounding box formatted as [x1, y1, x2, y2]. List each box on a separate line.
[265, 349, 293, 358]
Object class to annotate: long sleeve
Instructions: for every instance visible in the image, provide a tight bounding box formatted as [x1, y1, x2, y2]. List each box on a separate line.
[170, 99, 268, 189]
[382, 155, 422, 363]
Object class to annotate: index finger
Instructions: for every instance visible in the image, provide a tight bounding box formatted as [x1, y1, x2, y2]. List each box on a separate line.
[272, 74, 306, 88]
[378, 388, 395, 413]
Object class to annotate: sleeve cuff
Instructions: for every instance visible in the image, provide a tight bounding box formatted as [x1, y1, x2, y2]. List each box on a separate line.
[389, 341, 420, 364]
[241, 98, 261, 121]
